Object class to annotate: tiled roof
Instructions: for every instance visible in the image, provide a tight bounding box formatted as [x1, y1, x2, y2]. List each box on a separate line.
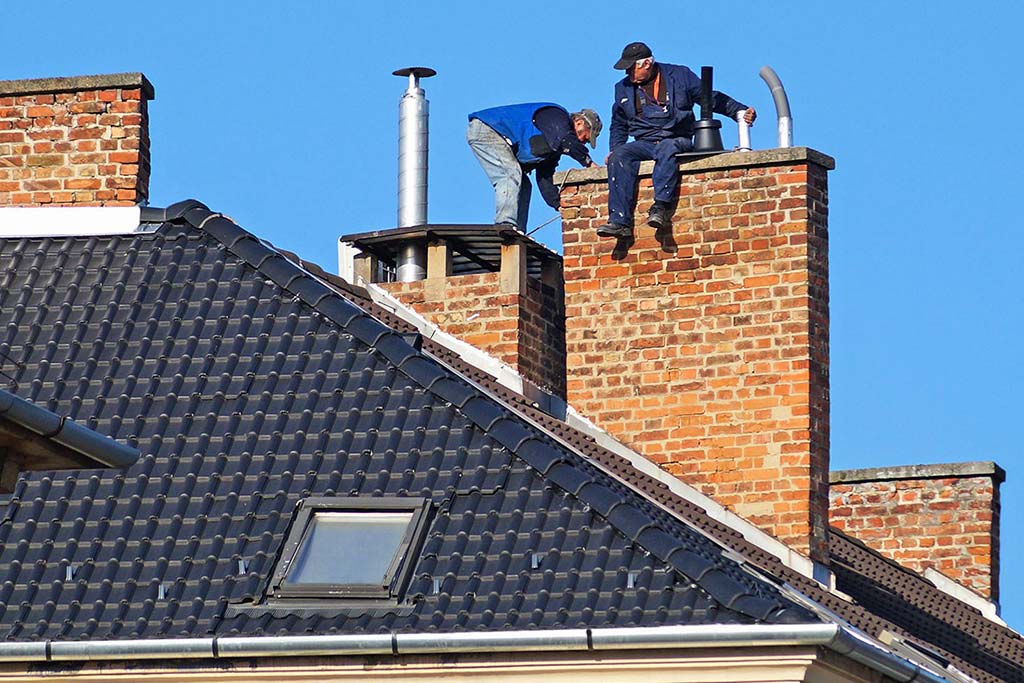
[290, 243, 1024, 683]
[0, 203, 812, 643]
[2, 203, 1022, 683]
[830, 528, 1024, 683]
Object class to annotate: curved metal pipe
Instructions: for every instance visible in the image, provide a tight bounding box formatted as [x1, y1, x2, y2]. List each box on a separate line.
[759, 66, 792, 148]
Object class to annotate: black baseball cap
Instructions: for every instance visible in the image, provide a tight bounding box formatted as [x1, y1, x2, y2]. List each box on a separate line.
[614, 42, 653, 70]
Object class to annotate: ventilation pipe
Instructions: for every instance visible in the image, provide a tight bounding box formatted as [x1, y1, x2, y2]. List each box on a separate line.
[759, 66, 792, 148]
[393, 66, 435, 281]
[692, 66, 724, 153]
[735, 111, 751, 151]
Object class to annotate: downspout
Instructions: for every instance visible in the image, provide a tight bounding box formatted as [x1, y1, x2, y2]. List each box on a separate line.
[0, 623, 953, 682]
[759, 66, 793, 148]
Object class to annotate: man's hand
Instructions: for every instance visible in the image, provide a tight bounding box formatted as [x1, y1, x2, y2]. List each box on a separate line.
[743, 107, 757, 126]
[605, 153, 612, 164]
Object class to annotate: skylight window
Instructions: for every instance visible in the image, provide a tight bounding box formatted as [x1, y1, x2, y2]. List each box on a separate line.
[271, 497, 431, 601]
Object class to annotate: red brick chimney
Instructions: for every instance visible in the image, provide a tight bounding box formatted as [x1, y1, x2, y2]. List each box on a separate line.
[559, 148, 833, 562]
[0, 73, 153, 206]
[830, 462, 1004, 602]
[342, 225, 567, 397]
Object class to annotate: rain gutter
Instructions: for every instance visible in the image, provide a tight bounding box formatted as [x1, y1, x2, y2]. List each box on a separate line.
[0, 623, 950, 682]
[0, 388, 139, 468]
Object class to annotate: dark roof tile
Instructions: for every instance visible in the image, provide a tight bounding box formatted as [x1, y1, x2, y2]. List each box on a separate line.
[0, 211, 861, 654]
[301, 239, 1024, 683]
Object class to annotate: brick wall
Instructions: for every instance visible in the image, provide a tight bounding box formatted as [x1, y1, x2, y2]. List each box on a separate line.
[382, 271, 566, 397]
[559, 148, 833, 561]
[830, 462, 1004, 601]
[0, 73, 153, 206]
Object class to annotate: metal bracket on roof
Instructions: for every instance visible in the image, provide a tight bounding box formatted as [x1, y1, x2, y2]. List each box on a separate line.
[139, 199, 210, 224]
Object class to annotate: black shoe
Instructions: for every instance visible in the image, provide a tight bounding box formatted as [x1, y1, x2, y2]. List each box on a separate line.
[596, 222, 632, 239]
[647, 203, 672, 230]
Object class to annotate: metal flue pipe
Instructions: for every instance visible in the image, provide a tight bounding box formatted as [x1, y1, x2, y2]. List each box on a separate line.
[759, 66, 792, 148]
[692, 66, 724, 153]
[393, 66, 435, 281]
[394, 66, 434, 227]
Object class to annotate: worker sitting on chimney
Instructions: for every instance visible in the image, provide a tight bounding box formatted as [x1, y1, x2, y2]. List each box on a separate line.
[467, 103, 601, 231]
[596, 42, 756, 240]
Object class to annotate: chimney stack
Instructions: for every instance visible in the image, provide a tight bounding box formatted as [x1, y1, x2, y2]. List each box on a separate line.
[559, 148, 833, 562]
[0, 73, 153, 207]
[346, 225, 567, 398]
[830, 462, 1004, 602]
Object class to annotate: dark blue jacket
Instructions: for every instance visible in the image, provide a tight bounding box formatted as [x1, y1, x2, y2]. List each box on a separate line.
[609, 63, 746, 150]
[469, 103, 593, 208]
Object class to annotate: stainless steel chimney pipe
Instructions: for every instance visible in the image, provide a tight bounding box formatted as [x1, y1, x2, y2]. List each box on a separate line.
[393, 66, 435, 227]
[393, 67, 435, 282]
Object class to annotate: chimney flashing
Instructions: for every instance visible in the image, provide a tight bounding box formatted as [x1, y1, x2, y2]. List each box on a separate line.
[830, 461, 1006, 485]
[0, 72, 155, 100]
[922, 568, 1004, 625]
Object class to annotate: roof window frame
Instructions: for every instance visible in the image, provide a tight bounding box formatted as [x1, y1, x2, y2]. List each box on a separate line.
[270, 496, 432, 601]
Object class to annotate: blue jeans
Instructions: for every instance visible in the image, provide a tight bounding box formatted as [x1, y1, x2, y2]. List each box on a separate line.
[466, 118, 531, 229]
[607, 137, 693, 225]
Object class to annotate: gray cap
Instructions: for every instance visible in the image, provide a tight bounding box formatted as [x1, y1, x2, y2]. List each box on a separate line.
[573, 108, 602, 149]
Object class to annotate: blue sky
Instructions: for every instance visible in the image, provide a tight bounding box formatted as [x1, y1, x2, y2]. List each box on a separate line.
[6, 2, 1022, 628]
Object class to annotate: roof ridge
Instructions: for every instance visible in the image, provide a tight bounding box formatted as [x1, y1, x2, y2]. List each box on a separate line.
[830, 526, 1016, 633]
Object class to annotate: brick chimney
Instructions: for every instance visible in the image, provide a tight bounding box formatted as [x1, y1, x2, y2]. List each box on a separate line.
[830, 462, 1004, 602]
[343, 225, 567, 397]
[0, 73, 153, 206]
[559, 148, 833, 562]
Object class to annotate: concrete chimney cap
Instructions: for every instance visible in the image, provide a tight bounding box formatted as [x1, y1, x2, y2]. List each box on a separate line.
[0, 72, 155, 99]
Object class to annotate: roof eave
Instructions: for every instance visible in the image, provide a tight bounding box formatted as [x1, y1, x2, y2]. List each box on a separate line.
[0, 623, 949, 683]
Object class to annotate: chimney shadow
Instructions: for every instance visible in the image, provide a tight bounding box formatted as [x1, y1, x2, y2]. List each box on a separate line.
[611, 235, 635, 260]
[655, 225, 677, 254]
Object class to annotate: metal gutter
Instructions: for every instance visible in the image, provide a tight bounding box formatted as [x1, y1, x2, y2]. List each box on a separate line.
[0, 623, 952, 682]
[0, 388, 139, 468]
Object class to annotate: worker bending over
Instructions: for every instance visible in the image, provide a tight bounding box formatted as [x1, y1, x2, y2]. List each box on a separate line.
[468, 103, 601, 231]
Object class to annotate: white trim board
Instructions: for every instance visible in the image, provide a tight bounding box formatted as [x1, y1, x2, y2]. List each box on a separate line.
[0, 206, 143, 237]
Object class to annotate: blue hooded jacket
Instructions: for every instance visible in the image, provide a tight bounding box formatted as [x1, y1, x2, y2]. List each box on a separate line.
[470, 102, 567, 164]
[469, 103, 593, 208]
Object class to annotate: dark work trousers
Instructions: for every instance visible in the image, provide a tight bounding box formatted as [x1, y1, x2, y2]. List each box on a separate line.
[607, 137, 693, 225]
